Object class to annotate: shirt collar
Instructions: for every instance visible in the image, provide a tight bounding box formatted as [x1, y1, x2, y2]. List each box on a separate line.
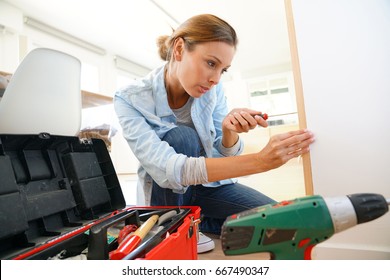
[153, 64, 173, 118]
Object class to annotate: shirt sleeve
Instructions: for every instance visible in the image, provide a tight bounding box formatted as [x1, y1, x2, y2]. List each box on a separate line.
[180, 157, 209, 186]
[218, 137, 241, 156]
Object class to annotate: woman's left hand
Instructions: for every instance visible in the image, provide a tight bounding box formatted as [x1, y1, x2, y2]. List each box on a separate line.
[222, 108, 268, 133]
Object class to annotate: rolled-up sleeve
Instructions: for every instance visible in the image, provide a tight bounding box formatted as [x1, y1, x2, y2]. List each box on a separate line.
[218, 138, 243, 156]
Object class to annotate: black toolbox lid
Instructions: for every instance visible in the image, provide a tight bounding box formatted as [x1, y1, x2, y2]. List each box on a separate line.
[0, 133, 126, 259]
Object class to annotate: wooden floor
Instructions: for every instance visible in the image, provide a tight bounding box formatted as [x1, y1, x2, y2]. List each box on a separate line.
[197, 234, 271, 260]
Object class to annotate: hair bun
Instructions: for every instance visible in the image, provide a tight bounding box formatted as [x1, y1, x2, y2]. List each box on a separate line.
[156, 35, 170, 61]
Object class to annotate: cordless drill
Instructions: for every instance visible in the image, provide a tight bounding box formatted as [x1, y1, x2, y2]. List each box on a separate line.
[221, 193, 389, 260]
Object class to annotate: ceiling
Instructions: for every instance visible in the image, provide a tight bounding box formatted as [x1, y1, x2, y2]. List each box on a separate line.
[4, 0, 291, 77]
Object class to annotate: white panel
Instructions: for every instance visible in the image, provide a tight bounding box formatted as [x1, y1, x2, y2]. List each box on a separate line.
[292, 0, 390, 259]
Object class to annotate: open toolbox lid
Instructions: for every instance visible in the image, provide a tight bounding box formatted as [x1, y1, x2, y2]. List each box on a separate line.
[0, 133, 126, 259]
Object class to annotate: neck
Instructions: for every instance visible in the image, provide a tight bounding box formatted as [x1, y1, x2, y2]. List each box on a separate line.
[164, 66, 189, 109]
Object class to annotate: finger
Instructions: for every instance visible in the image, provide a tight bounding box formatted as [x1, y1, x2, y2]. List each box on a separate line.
[287, 138, 314, 157]
[287, 146, 310, 157]
[278, 130, 314, 145]
[254, 115, 268, 128]
[238, 111, 258, 128]
[227, 113, 239, 126]
[238, 109, 268, 123]
[229, 108, 261, 115]
[232, 112, 253, 131]
[278, 129, 308, 140]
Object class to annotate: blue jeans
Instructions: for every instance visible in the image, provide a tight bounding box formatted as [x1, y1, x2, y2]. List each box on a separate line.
[151, 126, 275, 235]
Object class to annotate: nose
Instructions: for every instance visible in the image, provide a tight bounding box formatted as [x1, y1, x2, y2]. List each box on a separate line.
[209, 71, 221, 86]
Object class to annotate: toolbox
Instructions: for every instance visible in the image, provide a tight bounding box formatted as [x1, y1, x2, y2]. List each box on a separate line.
[0, 133, 200, 260]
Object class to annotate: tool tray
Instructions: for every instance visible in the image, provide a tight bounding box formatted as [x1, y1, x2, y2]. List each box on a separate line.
[0, 133, 199, 260]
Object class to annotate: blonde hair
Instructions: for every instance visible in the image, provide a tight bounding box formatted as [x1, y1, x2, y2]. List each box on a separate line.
[157, 14, 238, 61]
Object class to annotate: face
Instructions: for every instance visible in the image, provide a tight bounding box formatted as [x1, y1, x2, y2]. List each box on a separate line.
[173, 39, 235, 98]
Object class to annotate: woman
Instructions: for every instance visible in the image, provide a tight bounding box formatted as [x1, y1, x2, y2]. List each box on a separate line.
[114, 14, 314, 252]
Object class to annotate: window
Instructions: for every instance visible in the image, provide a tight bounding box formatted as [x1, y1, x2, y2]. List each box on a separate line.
[81, 62, 99, 93]
[248, 73, 298, 125]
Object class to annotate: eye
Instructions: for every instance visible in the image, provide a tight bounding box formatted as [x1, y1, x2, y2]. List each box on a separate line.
[221, 68, 228, 74]
[207, 60, 216, 68]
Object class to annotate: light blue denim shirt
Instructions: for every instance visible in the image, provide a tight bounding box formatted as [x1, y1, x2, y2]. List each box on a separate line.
[114, 64, 243, 205]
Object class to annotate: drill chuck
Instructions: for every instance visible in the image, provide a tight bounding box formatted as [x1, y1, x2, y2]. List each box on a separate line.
[347, 193, 389, 224]
[324, 193, 389, 234]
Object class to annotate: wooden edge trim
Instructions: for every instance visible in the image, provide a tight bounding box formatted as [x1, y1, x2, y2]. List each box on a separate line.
[81, 90, 113, 108]
[284, 0, 314, 195]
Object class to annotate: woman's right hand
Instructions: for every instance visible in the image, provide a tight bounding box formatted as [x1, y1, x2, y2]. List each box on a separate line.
[256, 129, 315, 170]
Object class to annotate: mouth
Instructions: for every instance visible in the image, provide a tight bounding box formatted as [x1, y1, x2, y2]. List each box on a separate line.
[199, 86, 210, 94]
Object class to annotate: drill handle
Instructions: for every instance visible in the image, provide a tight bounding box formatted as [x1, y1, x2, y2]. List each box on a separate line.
[270, 242, 316, 260]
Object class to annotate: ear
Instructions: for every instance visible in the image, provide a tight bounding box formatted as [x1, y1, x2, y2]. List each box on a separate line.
[173, 37, 185, 61]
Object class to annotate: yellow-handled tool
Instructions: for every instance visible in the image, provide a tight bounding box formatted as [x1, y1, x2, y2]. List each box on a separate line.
[110, 214, 159, 260]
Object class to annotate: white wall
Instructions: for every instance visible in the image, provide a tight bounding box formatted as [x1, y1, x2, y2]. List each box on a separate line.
[291, 0, 390, 259]
[0, 1, 23, 72]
